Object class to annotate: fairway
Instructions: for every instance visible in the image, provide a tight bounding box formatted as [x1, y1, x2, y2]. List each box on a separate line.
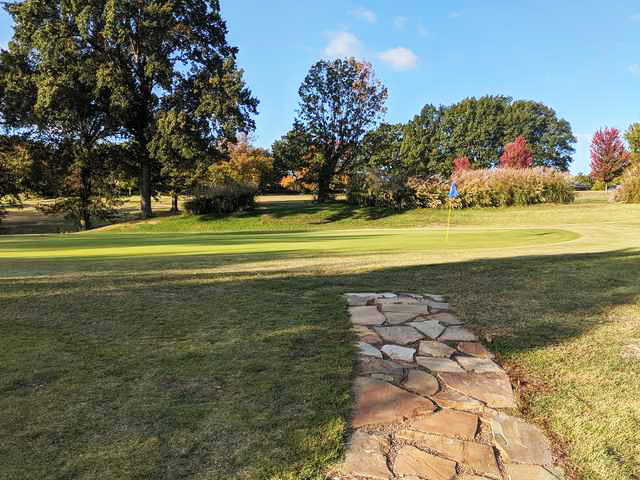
[1, 195, 639, 480]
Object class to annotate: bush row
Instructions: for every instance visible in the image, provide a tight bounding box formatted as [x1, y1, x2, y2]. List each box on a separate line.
[184, 184, 256, 215]
[614, 164, 640, 203]
[347, 167, 575, 209]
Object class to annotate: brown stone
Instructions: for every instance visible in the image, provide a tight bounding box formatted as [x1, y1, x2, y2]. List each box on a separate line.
[374, 326, 424, 345]
[346, 293, 380, 306]
[410, 409, 478, 440]
[384, 311, 420, 324]
[417, 356, 465, 373]
[358, 357, 406, 383]
[395, 430, 500, 477]
[431, 388, 484, 410]
[380, 304, 431, 314]
[428, 311, 463, 325]
[504, 464, 560, 480]
[349, 306, 386, 326]
[419, 341, 456, 358]
[352, 377, 436, 428]
[439, 372, 515, 408]
[403, 369, 439, 396]
[455, 356, 503, 373]
[439, 326, 478, 342]
[393, 445, 457, 480]
[336, 431, 392, 479]
[353, 325, 382, 345]
[486, 411, 553, 465]
[457, 342, 495, 359]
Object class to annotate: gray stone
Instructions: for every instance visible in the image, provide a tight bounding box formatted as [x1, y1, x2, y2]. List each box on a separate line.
[457, 342, 495, 359]
[416, 356, 465, 373]
[439, 326, 478, 342]
[486, 410, 554, 465]
[380, 304, 431, 314]
[504, 464, 561, 480]
[424, 300, 452, 312]
[381, 292, 397, 299]
[456, 356, 503, 373]
[423, 293, 446, 302]
[374, 326, 424, 345]
[358, 357, 406, 383]
[410, 409, 478, 440]
[393, 446, 457, 480]
[349, 306, 386, 326]
[408, 320, 446, 339]
[419, 340, 456, 357]
[381, 344, 416, 362]
[402, 369, 439, 396]
[335, 431, 392, 480]
[358, 341, 383, 358]
[345, 293, 379, 306]
[429, 311, 463, 325]
[439, 372, 515, 408]
[384, 311, 420, 324]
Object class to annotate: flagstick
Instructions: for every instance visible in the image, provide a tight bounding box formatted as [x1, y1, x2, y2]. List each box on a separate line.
[445, 199, 452, 242]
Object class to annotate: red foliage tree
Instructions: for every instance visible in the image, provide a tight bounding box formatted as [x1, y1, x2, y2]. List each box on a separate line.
[453, 156, 472, 173]
[590, 127, 630, 187]
[499, 136, 533, 168]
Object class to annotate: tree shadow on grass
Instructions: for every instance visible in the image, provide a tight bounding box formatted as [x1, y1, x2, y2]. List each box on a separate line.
[0, 248, 639, 479]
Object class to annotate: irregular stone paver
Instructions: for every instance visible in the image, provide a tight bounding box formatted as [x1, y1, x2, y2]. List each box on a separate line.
[423, 293, 446, 302]
[417, 356, 465, 373]
[393, 445, 457, 480]
[403, 369, 439, 396]
[408, 320, 446, 339]
[352, 377, 436, 428]
[504, 464, 560, 480]
[419, 340, 456, 358]
[428, 311, 463, 325]
[457, 342, 495, 359]
[396, 430, 500, 477]
[349, 306, 386, 326]
[486, 411, 554, 465]
[335, 431, 392, 479]
[380, 304, 431, 315]
[439, 326, 478, 342]
[358, 357, 406, 383]
[374, 326, 424, 345]
[358, 341, 383, 358]
[439, 372, 515, 408]
[456, 356, 503, 373]
[336, 292, 566, 480]
[410, 409, 478, 440]
[381, 344, 416, 363]
[384, 311, 420, 324]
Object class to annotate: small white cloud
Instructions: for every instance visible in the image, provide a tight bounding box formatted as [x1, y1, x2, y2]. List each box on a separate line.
[378, 47, 419, 71]
[394, 16, 408, 30]
[629, 64, 640, 76]
[349, 7, 377, 23]
[449, 10, 464, 18]
[325, 31, 362, 58]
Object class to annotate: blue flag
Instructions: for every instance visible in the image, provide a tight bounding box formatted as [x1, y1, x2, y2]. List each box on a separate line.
[448, 182, 458, 199]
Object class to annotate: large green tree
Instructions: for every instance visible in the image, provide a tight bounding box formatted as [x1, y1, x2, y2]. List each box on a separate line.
[294, 58, 387, 201]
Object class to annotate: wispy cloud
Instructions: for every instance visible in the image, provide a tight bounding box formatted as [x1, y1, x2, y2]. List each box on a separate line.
[393, 16, 408, 30]
[378, 47, 419, 71]
[449, 10, 464, 18]
[325, 31, 362, 58]
[629, 13, 640, 21]
[349, 7, 377, 23]
[629, 64, 640, 76]
[417, 24, 431, 38]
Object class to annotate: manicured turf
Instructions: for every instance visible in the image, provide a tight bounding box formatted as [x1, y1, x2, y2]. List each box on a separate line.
[1, 193, 639, 480]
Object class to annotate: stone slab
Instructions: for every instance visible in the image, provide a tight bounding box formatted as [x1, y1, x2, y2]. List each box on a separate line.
[504, 464, 560, 480]
[358, 357, 406, 383]
[419, 340, 457, 358]
[427, 311, 463, 325]
[384, 311, 421, 324]
[393, 445, 457, 480]
[349, 306, 386, 326]
[410, 409, 478, 440]
[439, 372, 515, 408]
[457, 342, 495, 359]
[456, 356, 503, 373]
[417, 356, 465, 373]
[374, 326, 424, 345]
[408, 320, 446, 339]
[336, 431, 392, 480]
[424, 300, 452, 312]
[439, 326, 478, 342]
[353, 325, 382, 344]
[423, 293, 446, 302]
[430, 388, 484, 410]
[395, 430, 500, 477]
[402, 369, 439, 396]
[358, 341, 383, 358]
[381, 344, 416, 363]
[486, 411, 554, 465]
[380, 304, 431, 314]
[352, 377, 436, 428]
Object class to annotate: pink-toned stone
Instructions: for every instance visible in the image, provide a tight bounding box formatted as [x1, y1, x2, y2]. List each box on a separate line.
[455, 356, 503, 373]
[419, 341, 456, 358]
[439, 372, 515, 408]
[384, 311, 420, 324]
[504, 464, 560, 480]
[352, 377, 436, 428]
[486, 411, 554, 465]
[393, 445, 457, 480]
[353, 325, 382, 345]
[403, 369, 439, 396]
[430, 388, 484, 410]
[417, 356, 465, 373]
[336, 431, 392, 479]
[349, 306, 386, 325]
[346, 293, 379, 306]
[395, 430, 500, 477]
[358, 357, 406, 383]
[410, 409, 478, 440]
[457, 342, 495, 359]
[380, 304, 430, 314]
[374, 326, 424, 345]
[439, 326, 478, 342]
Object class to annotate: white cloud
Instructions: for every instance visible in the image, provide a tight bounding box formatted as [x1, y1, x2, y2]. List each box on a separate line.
[629, 64, 640, 76]
[349, 7, 377, 23]
[449, 10, 464, 18]
[394, 16, 408, 30]
[378, 47, 419, 70]
[629, 13, 640, 21]
[325, 31, 362, 58]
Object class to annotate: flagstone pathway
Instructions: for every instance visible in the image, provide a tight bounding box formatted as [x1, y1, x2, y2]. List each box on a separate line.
[330, 293, 566, 480]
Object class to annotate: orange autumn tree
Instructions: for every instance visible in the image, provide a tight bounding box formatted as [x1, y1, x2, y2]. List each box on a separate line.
[500, 136, 533, 168]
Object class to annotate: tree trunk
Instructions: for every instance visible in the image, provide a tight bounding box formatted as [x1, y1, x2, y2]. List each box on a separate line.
[139, 152, 153, 218]
[170, 193, 179, 213]
[316, 159, 335, 203]
[79, 167, 92, 231]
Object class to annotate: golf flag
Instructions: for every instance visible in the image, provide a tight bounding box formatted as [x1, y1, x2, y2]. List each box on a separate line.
[445, 182, 457, 241]
[448, 182, 458, 199]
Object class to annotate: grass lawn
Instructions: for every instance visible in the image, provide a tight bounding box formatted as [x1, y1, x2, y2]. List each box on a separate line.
[1, 192, 639, 480]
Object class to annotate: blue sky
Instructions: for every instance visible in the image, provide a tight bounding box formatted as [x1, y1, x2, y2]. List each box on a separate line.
[2, 1, 640, 173]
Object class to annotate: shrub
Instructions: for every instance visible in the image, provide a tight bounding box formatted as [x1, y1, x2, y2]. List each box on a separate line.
[408, 177, 454, 209]
[614, 164, 640, 203]
[347, 169, 415, 209]
[184, 183, 256, 215]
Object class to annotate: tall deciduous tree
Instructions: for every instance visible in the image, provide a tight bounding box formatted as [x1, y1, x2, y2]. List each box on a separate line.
[294, 58, 387, 201]
[624, 123, 640, 166]
[590, 128, 629, 188]
[500, 136, 533, 168]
